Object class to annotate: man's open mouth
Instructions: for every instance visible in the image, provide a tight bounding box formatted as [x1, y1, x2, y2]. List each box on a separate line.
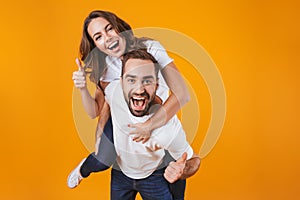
[130, 96, 148, 111]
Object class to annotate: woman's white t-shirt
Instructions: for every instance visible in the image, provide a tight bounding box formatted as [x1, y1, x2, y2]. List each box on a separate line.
[101, 40, 173, 102]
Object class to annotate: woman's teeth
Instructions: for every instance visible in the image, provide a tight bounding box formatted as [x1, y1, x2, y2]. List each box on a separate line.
[108, 41, 119, 50]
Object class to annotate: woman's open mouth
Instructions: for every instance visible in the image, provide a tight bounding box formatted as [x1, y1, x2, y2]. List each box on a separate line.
[107, 40, 120, 51]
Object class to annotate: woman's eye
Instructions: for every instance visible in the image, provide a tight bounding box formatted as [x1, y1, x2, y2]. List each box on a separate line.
[107, 25, 113, 32]
[95, 35, 102, 41]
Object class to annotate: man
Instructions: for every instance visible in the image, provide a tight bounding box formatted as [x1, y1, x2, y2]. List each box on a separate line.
[104, 49, 200, 200]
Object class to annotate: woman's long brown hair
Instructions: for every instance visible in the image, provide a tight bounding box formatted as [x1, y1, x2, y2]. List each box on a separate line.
[79, 10, 149, 84]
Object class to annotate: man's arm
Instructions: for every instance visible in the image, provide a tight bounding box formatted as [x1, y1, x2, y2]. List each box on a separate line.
[164, 152, 200, 183]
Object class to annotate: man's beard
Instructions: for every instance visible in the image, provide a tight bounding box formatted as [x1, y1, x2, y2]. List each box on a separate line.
[127, 91, 154, 117]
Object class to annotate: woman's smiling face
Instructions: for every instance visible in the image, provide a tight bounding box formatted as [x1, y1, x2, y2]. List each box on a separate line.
[87, 17, 126, 58]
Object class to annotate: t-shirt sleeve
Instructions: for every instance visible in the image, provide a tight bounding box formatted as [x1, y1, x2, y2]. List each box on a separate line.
[104, 80, 118, 106]
[146, 40, 174, 69]
[151, 117, 194, 161]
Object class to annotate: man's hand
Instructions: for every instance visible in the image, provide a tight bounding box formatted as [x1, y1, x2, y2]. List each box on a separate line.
[164, 152, 187, 183]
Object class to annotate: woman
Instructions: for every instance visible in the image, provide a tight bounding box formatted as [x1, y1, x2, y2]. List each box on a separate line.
[68, 10, 190, 199]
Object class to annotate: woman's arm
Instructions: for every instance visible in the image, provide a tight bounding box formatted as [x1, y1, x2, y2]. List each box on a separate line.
[151, 61, 190, 127]
[72, 58, 105, 119]
[129, 62, 190, 143]
[79, 87, 104, 119]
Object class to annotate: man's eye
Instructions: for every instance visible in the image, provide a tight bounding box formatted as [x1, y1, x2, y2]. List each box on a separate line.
[128, 79, 135, 83]
[143, 80, 153, 85]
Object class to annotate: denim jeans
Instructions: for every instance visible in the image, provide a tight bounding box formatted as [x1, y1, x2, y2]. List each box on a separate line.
[111, 167, 172, 200]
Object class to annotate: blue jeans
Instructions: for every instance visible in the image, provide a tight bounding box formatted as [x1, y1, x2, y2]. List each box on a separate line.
[111, 167, 172, 200]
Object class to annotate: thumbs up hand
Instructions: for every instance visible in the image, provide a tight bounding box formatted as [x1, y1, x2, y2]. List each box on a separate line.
[72, 58, 86, 89]
[164, 152, 187, 183]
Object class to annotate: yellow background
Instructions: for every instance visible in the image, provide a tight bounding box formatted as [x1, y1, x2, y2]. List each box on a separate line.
[0, 0, 299, 199]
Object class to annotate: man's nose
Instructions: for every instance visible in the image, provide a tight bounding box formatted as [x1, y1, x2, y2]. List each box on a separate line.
[135, 82, 145, 94]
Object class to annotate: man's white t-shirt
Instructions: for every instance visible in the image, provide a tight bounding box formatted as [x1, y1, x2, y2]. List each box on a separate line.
[105, 81, 193, 179]
[101, 40, 173, 102]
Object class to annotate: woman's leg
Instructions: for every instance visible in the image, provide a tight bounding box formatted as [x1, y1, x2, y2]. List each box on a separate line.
[80, 117, 117, 177]
[67, 117, 117, 188]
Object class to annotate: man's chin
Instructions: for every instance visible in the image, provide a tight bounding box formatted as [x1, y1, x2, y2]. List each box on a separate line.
[129, 108, 147, 117]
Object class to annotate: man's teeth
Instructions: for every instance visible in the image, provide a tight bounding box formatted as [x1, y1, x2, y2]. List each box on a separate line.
[132, 97, 145, 107]
[133, 97, 144, 100]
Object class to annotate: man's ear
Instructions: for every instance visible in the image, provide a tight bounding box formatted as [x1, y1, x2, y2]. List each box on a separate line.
[156, 78, 159, 90]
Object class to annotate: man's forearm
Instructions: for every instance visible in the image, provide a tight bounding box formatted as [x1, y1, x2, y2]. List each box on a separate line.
[181, 156, 201, 180]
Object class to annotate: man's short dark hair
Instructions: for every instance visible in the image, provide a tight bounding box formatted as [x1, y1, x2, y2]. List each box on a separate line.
[121, 49, 160, 77]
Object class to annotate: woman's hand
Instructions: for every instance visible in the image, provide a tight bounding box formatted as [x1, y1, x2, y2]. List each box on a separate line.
[72, 58, 86, 89]
[128, 120, 153, 143]
[71, 58, 105, 118]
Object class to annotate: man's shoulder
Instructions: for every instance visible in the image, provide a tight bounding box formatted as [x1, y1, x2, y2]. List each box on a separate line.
[151, 116, 182, 142]
[104, 79, 122, 102]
